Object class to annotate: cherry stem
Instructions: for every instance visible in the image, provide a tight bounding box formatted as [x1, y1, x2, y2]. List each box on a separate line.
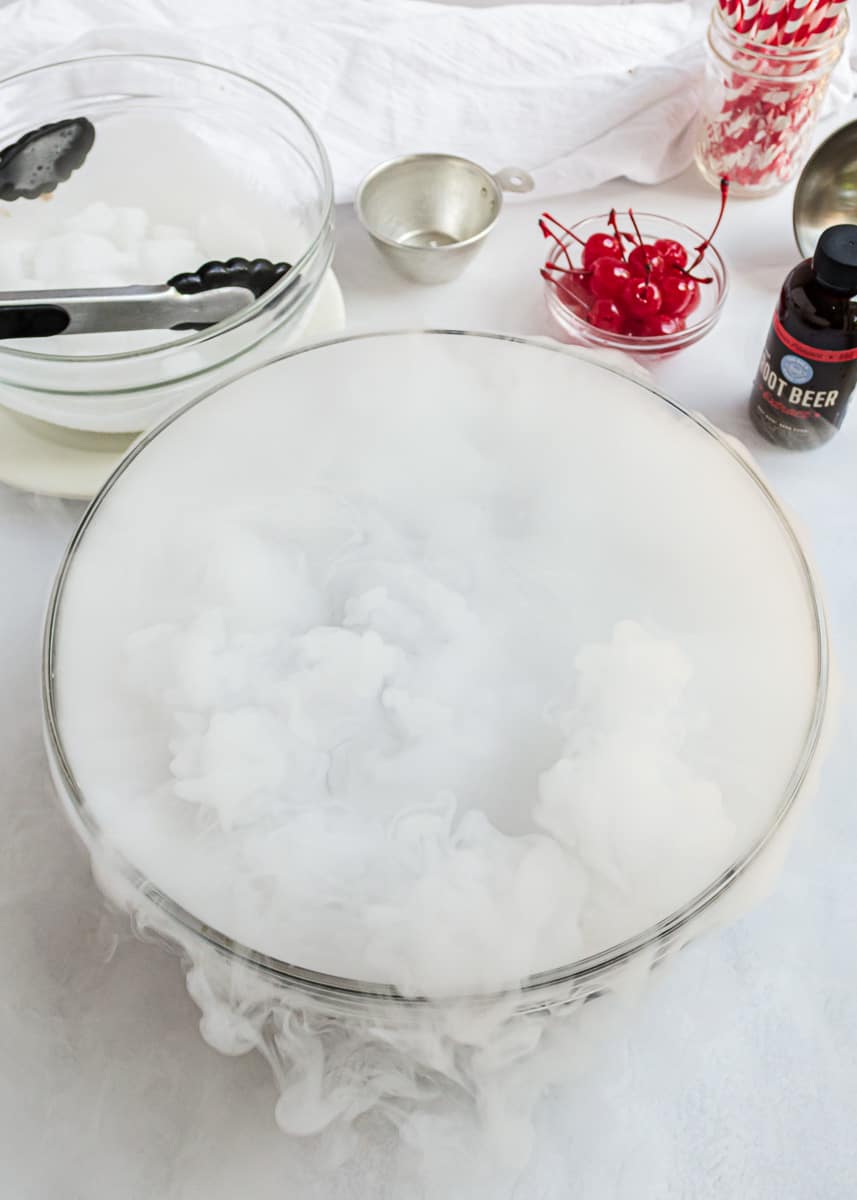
[686, 177, 729, 274]
[539, 218, 576, 270]
[542, 261, 591, 278]
[540, 212, 587, 247]
[608, 208, 626, 262]
[540, 267, 591, 306]
[627, 209, 649, 273]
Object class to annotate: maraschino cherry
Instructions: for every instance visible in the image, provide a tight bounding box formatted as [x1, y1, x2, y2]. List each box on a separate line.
[654, 238, 688, 270]
[623, 277, 662, 321]
[659, 272, 699, 317]
[589, 298, 626, 333]
[582, 232, 623, 270]
[590, 257, 632, 301]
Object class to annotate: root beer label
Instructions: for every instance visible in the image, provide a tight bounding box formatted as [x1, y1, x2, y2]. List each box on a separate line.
[750, 312, 857, 448]
[750, 225, 857, 451]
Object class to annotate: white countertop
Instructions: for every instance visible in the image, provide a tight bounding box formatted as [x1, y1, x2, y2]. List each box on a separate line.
[3, 128, 857, 1199]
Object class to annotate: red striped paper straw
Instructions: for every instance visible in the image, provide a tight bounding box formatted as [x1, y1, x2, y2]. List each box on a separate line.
[755, 0, 788, 36]
[798, 0, 847, 42]
[736, 0, 763, 33]
[779, 0, 817, 43]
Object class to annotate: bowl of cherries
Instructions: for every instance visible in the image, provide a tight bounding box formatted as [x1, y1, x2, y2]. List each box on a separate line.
[540, 180, 729, 357]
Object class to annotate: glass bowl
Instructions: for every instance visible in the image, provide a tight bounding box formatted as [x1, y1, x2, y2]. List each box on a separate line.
[543, 212, 728, 358]
[41, 330, 832, 1147]
[44, 331, 830, 1016]
[0, 54, 334, 434]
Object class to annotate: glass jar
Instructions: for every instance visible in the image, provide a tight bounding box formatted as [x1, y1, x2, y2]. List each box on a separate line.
[0, 55, 335, 433]
[695, 7, 848, 198]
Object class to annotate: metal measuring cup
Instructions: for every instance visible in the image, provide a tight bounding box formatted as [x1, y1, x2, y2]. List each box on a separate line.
[355, 153, 534, 284]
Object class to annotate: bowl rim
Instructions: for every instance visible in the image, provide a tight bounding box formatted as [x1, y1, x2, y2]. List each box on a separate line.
[543, 211, 729, 352]
[42, 329, 831, 1006]
[354, 153, 503, 253]
[792, 118, 857, 259]
[0, 52, 335, 366]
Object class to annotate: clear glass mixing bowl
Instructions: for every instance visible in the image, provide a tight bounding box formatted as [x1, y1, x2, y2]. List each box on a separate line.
[0, 54, 334, 433]
[42, 331, 832, 1018]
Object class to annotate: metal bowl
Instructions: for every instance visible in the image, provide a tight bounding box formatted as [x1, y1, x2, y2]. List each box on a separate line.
[355, 154, 533, 284]
[793, 119, 857, 257]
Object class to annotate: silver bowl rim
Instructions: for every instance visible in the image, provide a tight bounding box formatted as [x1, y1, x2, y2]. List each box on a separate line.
[354, 153, 504, 253]
[792, 118, 857, 259]
[42, 328, 831, 1005]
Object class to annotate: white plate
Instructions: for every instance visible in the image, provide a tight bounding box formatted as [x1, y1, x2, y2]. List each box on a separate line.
[0, 269, 346, 501]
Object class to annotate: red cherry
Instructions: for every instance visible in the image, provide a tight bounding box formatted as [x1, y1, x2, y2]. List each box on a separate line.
[590, 257, 632, 301]
[639, 312, 686, 337]
[625, 319, 649, 338]
[659, 272, 700, 317]
[588, 298, 627, 334]
[623, 277, 662, 320]
[654, 238, 688, 270]
[582, 233, 622, 270]
[628, 244, 666, 277]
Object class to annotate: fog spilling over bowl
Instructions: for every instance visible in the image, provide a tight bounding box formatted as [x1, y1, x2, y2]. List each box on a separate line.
[43, 333, 831, 1158]
[0, 54, 334, 434]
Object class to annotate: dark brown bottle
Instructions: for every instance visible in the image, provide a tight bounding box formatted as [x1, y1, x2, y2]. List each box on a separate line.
[749, 224, 857, 450]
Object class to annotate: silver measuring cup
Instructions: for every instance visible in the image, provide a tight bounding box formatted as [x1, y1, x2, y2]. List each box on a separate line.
[355, 153, 534, 284]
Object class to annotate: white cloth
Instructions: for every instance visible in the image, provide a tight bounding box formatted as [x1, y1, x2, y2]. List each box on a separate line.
[3, 0, 850, 202]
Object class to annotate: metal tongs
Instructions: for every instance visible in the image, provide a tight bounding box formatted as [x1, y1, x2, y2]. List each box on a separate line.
[0, 116, 95, 202]
[0, 117, 292, 338]
[0, 258, 293, 339]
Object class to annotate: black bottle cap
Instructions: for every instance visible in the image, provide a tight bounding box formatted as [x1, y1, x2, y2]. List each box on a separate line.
[813, 225, 857, 293]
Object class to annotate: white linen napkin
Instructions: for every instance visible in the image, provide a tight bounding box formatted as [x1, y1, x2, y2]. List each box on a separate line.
[0, 0, 853, 201]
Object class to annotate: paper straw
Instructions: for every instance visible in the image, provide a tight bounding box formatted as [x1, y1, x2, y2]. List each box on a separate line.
[736, 0, 763, 33]
[755, 0, 789, 35]
[779, 0, 824, 42]
[798, 0, 847, 43]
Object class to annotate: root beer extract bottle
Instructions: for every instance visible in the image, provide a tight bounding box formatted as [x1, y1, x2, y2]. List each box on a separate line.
[750, 225, 857, 450]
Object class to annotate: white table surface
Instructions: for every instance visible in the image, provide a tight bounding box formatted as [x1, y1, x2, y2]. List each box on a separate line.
[3, 119, 857, 1199]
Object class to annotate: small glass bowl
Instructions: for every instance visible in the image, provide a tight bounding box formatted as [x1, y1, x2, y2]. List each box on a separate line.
[543, 212, 728, 358]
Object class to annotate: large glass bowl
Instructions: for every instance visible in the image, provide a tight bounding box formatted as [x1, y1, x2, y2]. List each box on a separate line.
[0, 54, 334, 433]
[543, 213, 728, 358]
[42, 331, 831, 1018]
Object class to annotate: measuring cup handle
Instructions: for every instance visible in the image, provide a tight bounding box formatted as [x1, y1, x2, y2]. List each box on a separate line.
[493, 167, 535, 194]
